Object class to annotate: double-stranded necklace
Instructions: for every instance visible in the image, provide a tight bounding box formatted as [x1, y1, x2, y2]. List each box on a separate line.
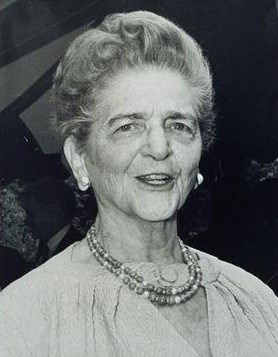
[86, 225, 202, 306]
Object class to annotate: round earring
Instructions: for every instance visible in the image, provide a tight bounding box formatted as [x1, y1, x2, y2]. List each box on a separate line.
[194, 172, 204, 189]
[197, 173, 204, 186]
[79, 176, 90, 191]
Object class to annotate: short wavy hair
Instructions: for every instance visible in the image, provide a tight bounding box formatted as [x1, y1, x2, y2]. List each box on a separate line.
[52, 11, 215, 154]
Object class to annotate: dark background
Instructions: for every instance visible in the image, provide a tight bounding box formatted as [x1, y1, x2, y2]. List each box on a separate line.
[1, 0, 277, 292]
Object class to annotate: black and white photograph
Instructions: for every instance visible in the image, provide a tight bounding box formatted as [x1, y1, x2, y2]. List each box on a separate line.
[0, 1, 278, 356]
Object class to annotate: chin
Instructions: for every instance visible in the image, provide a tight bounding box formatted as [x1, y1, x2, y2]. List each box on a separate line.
[131, 199, 180, 222]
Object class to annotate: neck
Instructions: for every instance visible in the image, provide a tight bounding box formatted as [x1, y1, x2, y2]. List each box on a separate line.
[94, 206, 183, 264]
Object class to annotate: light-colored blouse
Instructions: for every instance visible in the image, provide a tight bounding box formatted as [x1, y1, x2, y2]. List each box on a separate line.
[0, 243, 277, 357]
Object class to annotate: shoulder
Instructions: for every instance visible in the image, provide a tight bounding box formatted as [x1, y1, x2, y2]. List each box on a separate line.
[0, 242, 104, 355]
[194, 247, 278, 316]
[0, 243, 106, 356]
[193, 247, 274, 291]
[218, 256, 276, 302]
[193, 249, 278, 354]
[0, 242, 103, 313]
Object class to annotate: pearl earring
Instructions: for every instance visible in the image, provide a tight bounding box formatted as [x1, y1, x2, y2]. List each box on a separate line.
[197, 173, 204, 186]
[79, 176, 90, 191]
[194, 172, 204, 189]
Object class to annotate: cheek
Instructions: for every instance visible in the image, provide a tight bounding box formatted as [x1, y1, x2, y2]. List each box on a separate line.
[177, 150, 200, 190]
[86, 145, 129, 194]
[177, 141, 201, 169]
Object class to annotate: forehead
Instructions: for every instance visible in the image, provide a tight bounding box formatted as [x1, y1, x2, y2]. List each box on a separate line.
[96, 66, 197, 120]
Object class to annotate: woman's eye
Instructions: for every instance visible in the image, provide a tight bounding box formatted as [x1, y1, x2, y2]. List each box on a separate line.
[115, 122, 144, 135]
[171, 122, 194, 134]
[118, 124, 133, 132]
[173, 122, 186, 131]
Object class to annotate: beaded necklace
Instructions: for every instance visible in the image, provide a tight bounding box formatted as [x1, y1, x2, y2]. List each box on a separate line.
[86, 225, 202, 306]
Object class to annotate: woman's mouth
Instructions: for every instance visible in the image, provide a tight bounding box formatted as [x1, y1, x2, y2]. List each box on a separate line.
[135, 173, 175, 187]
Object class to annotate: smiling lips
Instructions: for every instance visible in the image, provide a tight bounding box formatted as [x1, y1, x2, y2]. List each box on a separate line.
[136, 173, 174, 186]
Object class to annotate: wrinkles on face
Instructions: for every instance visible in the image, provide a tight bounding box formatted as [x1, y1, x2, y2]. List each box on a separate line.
[84, 66, 202, 222]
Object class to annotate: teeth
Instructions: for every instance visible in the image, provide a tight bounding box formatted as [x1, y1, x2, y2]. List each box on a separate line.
[145, 180, 167, 185]
[137, 174, 174, 186]
[141, 174, 171, 180]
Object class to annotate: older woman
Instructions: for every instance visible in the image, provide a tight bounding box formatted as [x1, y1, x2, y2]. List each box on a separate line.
[0, 11, 277, 357]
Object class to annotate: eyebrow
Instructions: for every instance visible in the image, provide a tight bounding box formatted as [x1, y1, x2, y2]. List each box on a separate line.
[107, 113, 144, 126]
[164, 111, 197, 123]
[107, 110, 198, 127]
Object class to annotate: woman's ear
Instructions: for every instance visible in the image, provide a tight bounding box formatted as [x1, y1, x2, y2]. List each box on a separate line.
[63, 136, 90, 191]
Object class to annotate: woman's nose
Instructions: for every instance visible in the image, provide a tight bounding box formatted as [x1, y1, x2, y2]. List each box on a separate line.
[140, 126, 172, 160]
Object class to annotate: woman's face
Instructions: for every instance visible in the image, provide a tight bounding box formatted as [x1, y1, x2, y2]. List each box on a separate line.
[82, 66, 202, 221]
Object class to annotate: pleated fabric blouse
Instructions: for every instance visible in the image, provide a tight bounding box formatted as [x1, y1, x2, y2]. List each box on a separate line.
[0, 243, 277, 357]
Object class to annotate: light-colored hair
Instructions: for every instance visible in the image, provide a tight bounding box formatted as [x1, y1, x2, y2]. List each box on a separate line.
[52, 11, 215, 154]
